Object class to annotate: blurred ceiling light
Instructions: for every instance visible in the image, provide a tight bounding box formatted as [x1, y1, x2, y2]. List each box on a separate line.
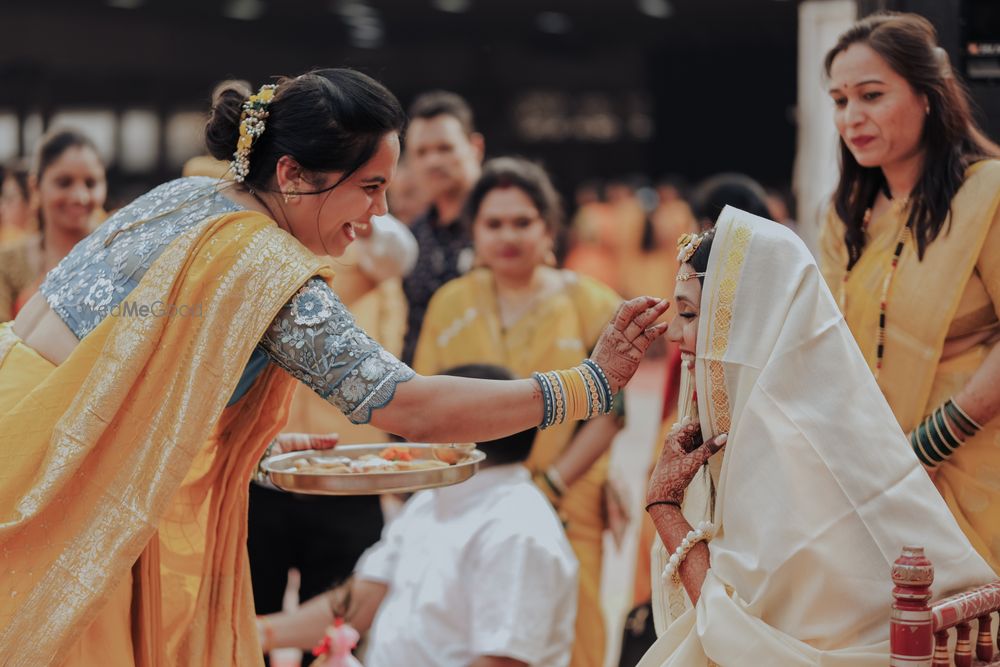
[637, 0, 673, 19]
[334, 0, 385, 49]
[432, 0, 471, 13]
[106, 0, 145, 8]
[536, 11, 572, 34]
[223, 0, 266, 21]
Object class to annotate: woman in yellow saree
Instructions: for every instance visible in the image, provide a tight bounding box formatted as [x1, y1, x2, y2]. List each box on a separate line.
[414, 158, 624, 667]
[0, 71, 670, 667]
[819, 13, 1000, 570]
[639, 209, 995, 667]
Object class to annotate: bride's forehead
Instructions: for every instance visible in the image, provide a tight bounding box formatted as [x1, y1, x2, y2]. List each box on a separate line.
[673, 267, 702, 304]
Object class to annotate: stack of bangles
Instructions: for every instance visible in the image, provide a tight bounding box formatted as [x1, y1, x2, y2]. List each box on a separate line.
[909, 397, 983, 468]
[533, 359, 615, 430]
[662, 521, 714, 587]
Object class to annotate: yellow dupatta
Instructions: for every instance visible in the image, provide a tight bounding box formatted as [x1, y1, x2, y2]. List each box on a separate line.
[0, 210, 331, 666]
[821, 160, 1000, 569]
[822, 160, 1000, 432]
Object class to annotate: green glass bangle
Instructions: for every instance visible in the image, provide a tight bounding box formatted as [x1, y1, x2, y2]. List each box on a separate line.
[910, 430, 936, 468]
[916, 421, 946, 464]
[932, 408, 962, 451]
[944, 399, 980, 437]
[922, 419, 953, 461]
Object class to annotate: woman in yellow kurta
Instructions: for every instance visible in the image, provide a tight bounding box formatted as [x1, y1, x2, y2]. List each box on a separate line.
[0, 72, 669, 667]
[0, 129, 107, 321]
[414, 157, 623, 667]
[820, 13, 1000, 570]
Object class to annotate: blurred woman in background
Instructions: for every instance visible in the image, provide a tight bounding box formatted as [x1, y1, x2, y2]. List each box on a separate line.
[415, 157, 625, 667]
[0, 128, 106, 320]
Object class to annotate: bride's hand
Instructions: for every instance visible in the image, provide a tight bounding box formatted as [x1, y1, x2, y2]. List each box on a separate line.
[590, 296, 671, 394]
[270, 432, 339, 456]
[645, 419, 727, 509]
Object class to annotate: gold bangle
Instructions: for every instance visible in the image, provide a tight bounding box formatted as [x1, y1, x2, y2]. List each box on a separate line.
[553, 367, 590, 423]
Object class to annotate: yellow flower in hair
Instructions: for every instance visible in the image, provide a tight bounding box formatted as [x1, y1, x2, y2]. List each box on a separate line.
[232, 83, 278, 183]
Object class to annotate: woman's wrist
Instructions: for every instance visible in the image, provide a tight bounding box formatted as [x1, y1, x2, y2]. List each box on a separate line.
[909, 396, 982, 468]
[644, 498, 682, 513]
[532, 359, 615, 430]
[257, 615, 275, 654]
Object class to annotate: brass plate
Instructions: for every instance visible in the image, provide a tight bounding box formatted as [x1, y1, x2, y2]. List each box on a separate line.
[262, 443, 485, 495]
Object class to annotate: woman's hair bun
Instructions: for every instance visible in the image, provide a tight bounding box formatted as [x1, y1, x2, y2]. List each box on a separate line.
[205, 79, 253, 161]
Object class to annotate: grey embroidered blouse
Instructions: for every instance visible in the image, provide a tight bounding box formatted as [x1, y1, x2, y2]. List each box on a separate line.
[39, 176, 413, 423]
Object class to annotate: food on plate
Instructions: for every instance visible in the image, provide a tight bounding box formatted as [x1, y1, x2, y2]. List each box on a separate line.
[283, 446, 472, 475]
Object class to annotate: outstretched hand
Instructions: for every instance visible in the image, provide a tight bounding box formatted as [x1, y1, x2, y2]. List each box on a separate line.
[645, 418, 727, 509]
[590, 296, 671, 394]
[271, 432, 340, 456]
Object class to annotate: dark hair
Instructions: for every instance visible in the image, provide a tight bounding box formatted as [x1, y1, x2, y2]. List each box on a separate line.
[685, 227, 715, 286]
[824, 12, 1000, 268]
[440, 364, 537, 465]
[408, 90, 475, 135]
[691, 173, 771, 230]
[33, 128, 101, 183]
[463, 157, 564, 235]
[205, 69, 406, 193]
[2, 158, 31, 201]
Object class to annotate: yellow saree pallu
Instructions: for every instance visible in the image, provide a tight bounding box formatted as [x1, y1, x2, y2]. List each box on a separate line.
[413, 267, 621, 667]
[0, 210, 330, 666]
[821, 160, 1000, 571]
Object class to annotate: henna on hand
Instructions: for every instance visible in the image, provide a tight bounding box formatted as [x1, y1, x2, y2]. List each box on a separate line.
[646, 426, 727, 508]
[591, 297, 671, 393]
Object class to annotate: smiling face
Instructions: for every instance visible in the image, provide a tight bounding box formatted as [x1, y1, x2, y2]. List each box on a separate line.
[667, 263, 702, 357]
[472, 186, 553, 280]
[276, 132, 400, 257]
[36, 145, 107, 235]
[828, 42, 928, 173]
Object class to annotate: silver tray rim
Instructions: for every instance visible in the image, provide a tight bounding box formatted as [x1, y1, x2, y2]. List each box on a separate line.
[262, 443, 485, 496]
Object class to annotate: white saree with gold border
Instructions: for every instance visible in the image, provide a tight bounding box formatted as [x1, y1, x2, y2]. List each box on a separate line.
[640, 208, 995, 666]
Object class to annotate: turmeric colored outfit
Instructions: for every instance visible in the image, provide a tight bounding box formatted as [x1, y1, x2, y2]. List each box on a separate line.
[820, 160, 1000, 571]
[0, 178, 412, 666]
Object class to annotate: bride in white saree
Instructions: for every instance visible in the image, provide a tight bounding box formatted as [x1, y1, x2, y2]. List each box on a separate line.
[638, 207, 996, 666]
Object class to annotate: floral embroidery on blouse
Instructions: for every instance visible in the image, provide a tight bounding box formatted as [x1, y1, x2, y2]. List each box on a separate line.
[41, 176, 242, 338]
[261, 277, 415, 424]
[40, 176, 414, 420]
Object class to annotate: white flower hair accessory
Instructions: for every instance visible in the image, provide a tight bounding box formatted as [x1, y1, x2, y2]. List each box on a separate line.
[232, 84, 277, 183]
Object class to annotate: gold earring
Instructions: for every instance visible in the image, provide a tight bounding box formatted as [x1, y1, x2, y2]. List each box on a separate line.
[925, 104, 931, 115]
[283, 190, 299, 204]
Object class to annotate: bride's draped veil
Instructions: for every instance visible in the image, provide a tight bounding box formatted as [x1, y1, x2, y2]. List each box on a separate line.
[643, 207, 994, 666]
